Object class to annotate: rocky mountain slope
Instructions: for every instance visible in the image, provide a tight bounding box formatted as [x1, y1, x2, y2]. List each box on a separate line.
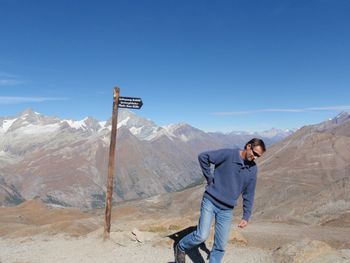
[0, 108, 291, 208]
[253, 112, 350, 225]
[126, 112, 350, 227]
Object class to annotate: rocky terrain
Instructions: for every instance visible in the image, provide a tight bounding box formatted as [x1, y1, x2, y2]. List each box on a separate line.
[0, 192, 349, 263]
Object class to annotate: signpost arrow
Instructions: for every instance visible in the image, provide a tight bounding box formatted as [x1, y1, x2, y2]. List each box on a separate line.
[118, 96, 143, 109]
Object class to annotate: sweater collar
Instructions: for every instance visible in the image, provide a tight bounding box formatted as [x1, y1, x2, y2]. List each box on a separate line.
[232, 148, 256, 168]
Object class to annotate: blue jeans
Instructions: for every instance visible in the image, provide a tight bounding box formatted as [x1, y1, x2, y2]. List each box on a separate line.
[178, 197, 233, 263]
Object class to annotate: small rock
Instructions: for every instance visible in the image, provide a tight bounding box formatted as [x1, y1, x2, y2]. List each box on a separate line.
[132, 228, 159, 243]
[132, 228, 144, 243]
[110, 231, 136, 246]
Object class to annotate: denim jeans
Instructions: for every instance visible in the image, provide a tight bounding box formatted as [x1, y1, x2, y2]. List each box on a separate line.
[178, 196, 233, 263]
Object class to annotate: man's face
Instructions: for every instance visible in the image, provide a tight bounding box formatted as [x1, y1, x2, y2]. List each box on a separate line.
[246, 144, 264, 162]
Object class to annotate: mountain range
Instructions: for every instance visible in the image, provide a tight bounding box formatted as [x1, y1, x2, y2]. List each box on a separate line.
[1, 109, 350, 227]
[0, 108, 292, 208]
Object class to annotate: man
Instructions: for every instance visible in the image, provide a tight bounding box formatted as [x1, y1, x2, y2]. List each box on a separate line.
[175, 138, 266, 263]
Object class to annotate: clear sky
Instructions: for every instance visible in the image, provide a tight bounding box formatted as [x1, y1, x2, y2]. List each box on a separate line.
[1, 0, 349, 132]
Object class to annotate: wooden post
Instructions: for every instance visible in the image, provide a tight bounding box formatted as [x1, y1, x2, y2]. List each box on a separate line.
[104, 87, 120, 240]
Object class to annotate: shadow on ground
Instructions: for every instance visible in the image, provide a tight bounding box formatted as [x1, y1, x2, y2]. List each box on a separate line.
[167, 226, 210, 263]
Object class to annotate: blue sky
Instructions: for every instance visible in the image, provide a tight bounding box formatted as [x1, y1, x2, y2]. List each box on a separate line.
[0, 0, 349, 132]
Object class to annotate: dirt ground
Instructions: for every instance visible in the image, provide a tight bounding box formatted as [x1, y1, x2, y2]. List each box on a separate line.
[1, 200, 350, 263]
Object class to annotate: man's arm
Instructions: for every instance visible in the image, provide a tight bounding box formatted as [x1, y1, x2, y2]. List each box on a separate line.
[241, 176, 257, 224]
[198, 149, 228, 185]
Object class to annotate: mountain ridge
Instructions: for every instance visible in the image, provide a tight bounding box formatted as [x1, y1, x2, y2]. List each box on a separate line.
[1, 109, 349, 210]
[0, 107, 295, 141]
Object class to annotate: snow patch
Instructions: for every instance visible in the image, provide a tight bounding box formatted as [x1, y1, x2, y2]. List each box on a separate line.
[129, 126, 143, 136]
[101, 135, 110, 145]
[144, 128, 175, 141]
[64, 119, 87, 130]
[117, 116, 130, 128]
[163, 123, 186, 133]
[179, 134, 189, 142]
[18, 123, 60, 134]
[99, 121, 106, 127]
[1, 118, 17, 132]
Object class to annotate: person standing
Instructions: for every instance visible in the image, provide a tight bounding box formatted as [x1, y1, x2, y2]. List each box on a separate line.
[175, 138, 266, 263]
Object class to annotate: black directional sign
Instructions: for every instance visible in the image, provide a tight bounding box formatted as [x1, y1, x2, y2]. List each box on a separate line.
[118, 96, 143, 109]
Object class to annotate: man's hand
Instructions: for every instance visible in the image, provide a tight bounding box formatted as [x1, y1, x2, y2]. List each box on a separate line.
[238, 219, 248, 228]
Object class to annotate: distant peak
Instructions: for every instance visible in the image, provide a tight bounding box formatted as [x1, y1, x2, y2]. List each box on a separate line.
[19, 108, 37, 116]
[334, 111, 349, 119]
[119, 109, 137, 118]
[332, 111, 350, 124]
[165, 122, 188, 129]
[164, 122, 197, 134]
[229, 130, 252, 135]
[84, 116, 99, 122]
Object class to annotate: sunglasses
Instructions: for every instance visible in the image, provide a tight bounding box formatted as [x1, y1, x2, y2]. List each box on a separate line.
[250, 145, 261, 158]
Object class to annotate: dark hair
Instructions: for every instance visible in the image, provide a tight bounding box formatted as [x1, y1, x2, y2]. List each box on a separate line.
[244, 138, 266, 152]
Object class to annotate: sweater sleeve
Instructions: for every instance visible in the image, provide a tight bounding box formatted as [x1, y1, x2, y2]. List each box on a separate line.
[198, 149, 228, 185]
[242, 176, 257, 221]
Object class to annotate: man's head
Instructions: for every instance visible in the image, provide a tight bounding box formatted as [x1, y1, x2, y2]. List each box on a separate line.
[243, 138, 266, 162]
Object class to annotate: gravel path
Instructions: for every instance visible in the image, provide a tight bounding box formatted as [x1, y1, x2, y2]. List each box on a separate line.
[0, 233, 273, 263]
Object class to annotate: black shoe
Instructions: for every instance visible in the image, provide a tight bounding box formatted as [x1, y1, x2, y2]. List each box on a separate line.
[175, 244, 186, 263]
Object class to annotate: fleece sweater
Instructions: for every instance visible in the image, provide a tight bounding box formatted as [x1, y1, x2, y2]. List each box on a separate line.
[199, 148, 257, 221]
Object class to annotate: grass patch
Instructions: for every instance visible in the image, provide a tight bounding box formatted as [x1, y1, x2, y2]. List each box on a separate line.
[145, 225, 168, 233]
[168, 224, 182, 231]
[142, 224, 182, 232]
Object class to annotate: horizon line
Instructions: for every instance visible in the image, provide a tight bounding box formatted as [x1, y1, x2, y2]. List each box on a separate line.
[211, 105, 350, 115]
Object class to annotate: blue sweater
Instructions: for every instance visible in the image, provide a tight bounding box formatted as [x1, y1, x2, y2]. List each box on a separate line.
[199, 148, 257, 221]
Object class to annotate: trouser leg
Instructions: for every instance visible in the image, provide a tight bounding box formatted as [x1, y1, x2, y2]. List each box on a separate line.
[209, 208, 233, 263]
[178, 197, 215, 252]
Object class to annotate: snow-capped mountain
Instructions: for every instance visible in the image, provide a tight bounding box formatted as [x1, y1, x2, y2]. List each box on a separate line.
[0, 108, 294, 208]
[0, 108, 293, 144]
[256, 128, 294, 139]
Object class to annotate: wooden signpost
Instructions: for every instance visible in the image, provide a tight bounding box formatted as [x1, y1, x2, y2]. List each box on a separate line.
[104, 87, 143, 240]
